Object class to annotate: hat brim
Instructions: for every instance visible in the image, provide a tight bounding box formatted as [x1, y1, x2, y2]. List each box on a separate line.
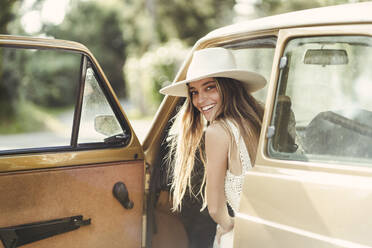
[160, 69, 266, 97]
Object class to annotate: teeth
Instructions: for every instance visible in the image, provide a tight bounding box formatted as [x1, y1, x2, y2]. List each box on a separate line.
[202, 105, 214, 111]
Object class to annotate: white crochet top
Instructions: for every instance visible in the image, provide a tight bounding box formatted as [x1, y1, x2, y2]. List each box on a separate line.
[224, 120, 252, 213]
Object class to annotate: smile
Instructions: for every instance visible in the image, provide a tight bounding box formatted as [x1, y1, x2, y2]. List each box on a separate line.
[201, 104, 215, 111]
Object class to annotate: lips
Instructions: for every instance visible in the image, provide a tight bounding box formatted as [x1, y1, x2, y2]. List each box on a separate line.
[201, 104, 215, 112]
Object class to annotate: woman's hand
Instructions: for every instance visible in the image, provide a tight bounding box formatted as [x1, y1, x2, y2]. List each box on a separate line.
[216, 219, 234, 244]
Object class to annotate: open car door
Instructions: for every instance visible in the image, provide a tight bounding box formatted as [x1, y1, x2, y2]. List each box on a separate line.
[0, 37, 144, 248]
[235, 25, 372, 247]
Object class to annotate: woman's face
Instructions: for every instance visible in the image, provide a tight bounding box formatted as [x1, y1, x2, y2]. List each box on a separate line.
[188, 77, 221, 122]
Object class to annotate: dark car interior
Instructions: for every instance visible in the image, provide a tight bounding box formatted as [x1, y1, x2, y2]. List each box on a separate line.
[146, 100, 217, 248]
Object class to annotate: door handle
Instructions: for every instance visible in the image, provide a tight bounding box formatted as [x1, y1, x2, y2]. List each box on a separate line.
[0, 215, 91, 248]
[113, 182, 134, 209]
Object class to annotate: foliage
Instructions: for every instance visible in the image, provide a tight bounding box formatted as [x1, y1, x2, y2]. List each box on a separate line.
[124, 39, 189, 116]
[256, 0, 370, 16]
[153, 0, 235, 46]
[0, 46, 24, 122]
[0, 44, 81, 135]
[0, 102, 46, 134]
[22, 49, 81, 107]
[114, 0, 155, 56]
[0, 0, 19, 34]
[0, 0, 22, 122]
[44, 0, 127, 97]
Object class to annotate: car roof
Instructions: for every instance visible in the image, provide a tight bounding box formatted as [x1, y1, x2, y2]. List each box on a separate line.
[204, 2, 372, 41]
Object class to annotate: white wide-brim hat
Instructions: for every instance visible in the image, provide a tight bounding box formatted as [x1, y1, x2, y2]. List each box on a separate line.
[159, 47, 267, 97]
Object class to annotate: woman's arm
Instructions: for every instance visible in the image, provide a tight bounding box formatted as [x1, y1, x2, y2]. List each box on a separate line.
[205, 123, 234, 233]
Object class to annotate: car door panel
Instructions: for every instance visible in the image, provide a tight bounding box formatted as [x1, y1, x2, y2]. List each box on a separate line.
[235, 167, 372, 247]
[0, 146, 142, 172]
[0, 160, 144, 248]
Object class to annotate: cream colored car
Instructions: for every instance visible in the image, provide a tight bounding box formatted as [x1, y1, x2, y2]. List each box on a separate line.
[1, 2, 372, 248]
[149, 2, 372, 248]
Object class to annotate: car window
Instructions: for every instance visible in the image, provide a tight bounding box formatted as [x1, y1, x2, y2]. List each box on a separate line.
[268, 35, 372, 166]
[78, 66, 123, 144]
[0, 46, 80, 152]
[0, 46, 129, 154]
[226, 36, 276, 103]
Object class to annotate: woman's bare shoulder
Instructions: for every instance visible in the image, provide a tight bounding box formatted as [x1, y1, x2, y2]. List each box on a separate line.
[205, 121, 229, 145]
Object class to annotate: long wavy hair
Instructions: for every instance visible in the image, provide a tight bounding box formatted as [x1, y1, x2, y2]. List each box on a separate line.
[167, 77, 264, 211]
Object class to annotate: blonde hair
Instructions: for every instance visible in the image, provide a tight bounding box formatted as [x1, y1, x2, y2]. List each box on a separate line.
[167, 77, 264, 211]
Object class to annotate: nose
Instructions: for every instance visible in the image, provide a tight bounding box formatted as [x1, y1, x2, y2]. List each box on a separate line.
[197, 91, 206, 105]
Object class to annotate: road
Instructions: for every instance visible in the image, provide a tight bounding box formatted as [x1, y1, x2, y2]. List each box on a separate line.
[129, 118, 153, 143]
[0, 102, 153, 150]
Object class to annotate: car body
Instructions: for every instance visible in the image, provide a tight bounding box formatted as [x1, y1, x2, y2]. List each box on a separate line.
[1, 2, 372, 248]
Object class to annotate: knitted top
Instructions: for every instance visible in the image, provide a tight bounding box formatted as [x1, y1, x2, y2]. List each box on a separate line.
[224, 120, 252, 213]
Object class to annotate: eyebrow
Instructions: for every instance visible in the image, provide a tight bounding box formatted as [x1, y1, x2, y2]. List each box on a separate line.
[188, 80, 216, 91]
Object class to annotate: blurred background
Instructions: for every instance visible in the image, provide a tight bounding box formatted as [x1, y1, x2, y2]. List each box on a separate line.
[0, 0, 369, 141]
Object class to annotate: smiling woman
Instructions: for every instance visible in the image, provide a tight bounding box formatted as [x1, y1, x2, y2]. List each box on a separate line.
[159, 47, 266, 248]
[188, 78, 221, 122]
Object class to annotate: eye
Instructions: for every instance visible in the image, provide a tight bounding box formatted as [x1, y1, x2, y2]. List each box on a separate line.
[205, 85, 216, 91]
[189, 90, 198, 96]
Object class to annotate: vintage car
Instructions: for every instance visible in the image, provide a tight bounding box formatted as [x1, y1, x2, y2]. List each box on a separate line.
[1, 2, 372, 248]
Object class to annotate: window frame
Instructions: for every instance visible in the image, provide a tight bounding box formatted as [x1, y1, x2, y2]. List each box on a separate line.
[222, 36, 278, 104]
[0, 44, 131, 156]
[261, 25, 372, 170]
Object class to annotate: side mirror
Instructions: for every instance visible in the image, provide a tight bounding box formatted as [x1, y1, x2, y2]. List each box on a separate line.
[304, 49, 348, 65]
[94, 115, 122, 136]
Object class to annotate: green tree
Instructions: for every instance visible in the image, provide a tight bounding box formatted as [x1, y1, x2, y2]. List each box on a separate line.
[0, 0, 18, 34]
[44, 1, 127, 97]
[124, 40, 189, 116]
[111, 0, 236, 54]
[153, 0, 236, 46]
[256, 0, 370, 16]
[0, 0, 22, 122]
[122, 0, 236, 117]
